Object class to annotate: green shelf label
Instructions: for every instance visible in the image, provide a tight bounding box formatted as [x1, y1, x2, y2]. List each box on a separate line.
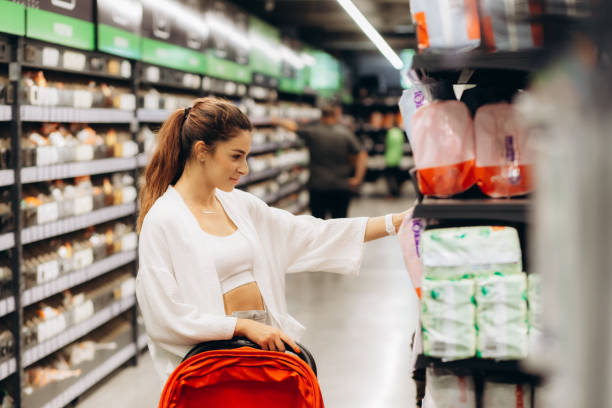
[142, 37, 206, 74]
[206, 53, 251, 84]
[0, 0, 25, 36]
[26, 8, 94, 50]
[98, 24, 142, 60]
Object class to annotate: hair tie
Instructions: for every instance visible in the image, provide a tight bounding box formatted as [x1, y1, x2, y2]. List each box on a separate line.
[183, 106, 191, 122]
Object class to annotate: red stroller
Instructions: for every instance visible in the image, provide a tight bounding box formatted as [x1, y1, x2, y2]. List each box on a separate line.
[159, 337, 323, 408]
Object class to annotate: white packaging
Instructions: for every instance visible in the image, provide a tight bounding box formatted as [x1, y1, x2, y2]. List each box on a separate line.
[480, 0, 543, 51]
[476, 274, 529, 359]
[423, 368, 476, 408]
[422, 279, 476, 360]
[482, 381, 532, 408]
[410, 0, 481, 51]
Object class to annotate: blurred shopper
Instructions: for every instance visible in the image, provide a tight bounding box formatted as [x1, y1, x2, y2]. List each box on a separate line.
[136, 97, 413, 386]
[276, 105, 367, 219]
[384, 118, 406, 198]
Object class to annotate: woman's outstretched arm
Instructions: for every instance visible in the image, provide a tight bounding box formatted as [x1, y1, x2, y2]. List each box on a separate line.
[364, 208, 412, 242]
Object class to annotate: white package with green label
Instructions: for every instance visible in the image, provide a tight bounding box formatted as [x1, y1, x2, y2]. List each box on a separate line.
[421, 279, 476, 360]
[475, 274, 528, 359]
[420, 226, 522, 280]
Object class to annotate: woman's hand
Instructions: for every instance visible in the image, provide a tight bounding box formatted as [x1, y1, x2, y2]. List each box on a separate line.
[364, 205, 415, 242]
[234, 318, 301, 354]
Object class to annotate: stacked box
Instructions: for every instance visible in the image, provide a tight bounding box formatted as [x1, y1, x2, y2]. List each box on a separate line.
[475, 274, 528, 359]
[421, 226, 522, 280]
[423, 367, 476, 408]
[421, 279, 476, 361]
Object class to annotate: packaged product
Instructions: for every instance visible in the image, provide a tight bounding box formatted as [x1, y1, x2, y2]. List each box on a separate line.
[410, 0, 481, 52]
[423, 367, 476, 408]
[475, 274, 528, 359]
[421, 226, 522, 280]
[474, 102, 534, 197]
[410, 101, 476, 197]
[482, 381, 532, 408]
[421, 279, 476, 360]
[480, 0, 543, 52]
[397, 209, 424, 298]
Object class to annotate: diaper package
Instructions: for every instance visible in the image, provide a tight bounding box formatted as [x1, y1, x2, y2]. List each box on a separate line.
[474, 102, 534, 198]
[397, 210, 425, 298]
[482, 381, 532, 408]
[475, 274, 528, 359]
[410, 0, 481, 52]
[421, 279, 476, 360]
[423, 368, 476, 408]
[480, 0, 543, 52]
[421, 226, 523, 280]
[410, 100, 476, 197]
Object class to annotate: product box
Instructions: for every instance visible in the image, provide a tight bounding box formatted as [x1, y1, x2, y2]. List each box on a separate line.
[423, 367, 476, 408]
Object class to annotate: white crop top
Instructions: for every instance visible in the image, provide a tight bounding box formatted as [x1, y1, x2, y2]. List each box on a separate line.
[206, 229, 255, 294]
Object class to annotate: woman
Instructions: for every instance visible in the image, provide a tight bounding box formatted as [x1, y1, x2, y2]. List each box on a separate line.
[136, 97, 411, 385]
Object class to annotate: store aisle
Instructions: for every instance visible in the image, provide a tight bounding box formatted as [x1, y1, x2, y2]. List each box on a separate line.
[77, 195, 419, 408]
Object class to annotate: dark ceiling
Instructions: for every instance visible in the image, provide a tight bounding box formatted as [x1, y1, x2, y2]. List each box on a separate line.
[230, 0, 416, 58]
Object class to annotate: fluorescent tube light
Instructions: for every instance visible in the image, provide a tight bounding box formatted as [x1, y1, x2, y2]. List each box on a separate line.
[336, 0, 404, 69]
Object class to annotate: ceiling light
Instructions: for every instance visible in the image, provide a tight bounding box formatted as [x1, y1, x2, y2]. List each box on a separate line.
[336, 0, 404, 70]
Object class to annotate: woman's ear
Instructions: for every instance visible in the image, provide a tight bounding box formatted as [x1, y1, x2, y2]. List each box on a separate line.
[193, 141, 209, 163]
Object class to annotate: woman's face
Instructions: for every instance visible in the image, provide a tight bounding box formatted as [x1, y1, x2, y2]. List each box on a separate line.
[204, 130, 251, 192]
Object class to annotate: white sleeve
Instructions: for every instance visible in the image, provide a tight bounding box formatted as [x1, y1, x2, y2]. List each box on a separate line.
[136, 215, 237, 357]
[247, 193, 368, 275]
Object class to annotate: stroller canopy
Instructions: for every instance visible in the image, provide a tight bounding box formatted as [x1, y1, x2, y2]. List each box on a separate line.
[159, 347, 324, 408]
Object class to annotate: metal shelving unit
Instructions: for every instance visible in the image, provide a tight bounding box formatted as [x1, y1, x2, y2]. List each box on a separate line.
[413, 197, 530, 223]
[21, 157, 138, 184]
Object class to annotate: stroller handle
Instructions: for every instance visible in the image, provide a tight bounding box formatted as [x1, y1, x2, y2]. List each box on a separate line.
[183, 337, 318, 376]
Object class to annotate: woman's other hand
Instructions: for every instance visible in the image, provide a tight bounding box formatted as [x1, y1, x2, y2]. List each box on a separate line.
[234, 318, 301, 354]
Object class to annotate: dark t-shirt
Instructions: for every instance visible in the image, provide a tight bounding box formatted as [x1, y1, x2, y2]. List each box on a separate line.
[298, 123, 363, 191]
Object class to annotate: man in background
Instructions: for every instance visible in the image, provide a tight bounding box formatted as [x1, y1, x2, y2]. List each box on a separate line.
[275, 105, 367, 219]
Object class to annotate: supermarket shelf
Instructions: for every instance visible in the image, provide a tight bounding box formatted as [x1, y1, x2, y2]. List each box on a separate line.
[21, 202, 136, 245]
[274, 181, 305, 203]
[0, 358, 16, 382]
[0, 297, 15, 318]
[0, 169, 14, 187]
[237, 168, 280, 187]
[0, 233, 14, 251]
[23, 295, 136, 367]
[20, 106, 134, 123]
[412, 49, 549, 73]
[136, 108, 172, 123]
[137, 152, 151, 168]
[21, 157, 137, 183]
[22, 250, 137, 307]
[40, 341, 136, 408]
[138, 333, 148, 350]
[414, 355, 541, 384]
[250, 140, 303, 155]
[413, 197, 529, 223]
[250, 117, 273, 126]
[0, 105, 11, 121]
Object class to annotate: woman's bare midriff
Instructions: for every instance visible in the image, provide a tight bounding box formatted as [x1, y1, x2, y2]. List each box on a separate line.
[223, 281, 265, 315]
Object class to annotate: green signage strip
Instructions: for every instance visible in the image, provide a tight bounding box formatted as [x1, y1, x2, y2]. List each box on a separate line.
[26, 8, 94, 50]
[98, 23, 142, 60]
[142, 37, 206, 74]
[206, 53, 251, 84]
[310, 50, 341, 91]
[249, 16, 281, 78]
[0, 0, 25, 36]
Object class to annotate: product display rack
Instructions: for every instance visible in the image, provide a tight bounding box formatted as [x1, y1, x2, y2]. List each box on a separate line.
[0, 28, 314, 406]
[409, 44, 547, 407]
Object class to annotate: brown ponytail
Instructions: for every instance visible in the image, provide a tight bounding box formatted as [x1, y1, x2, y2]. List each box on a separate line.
[137, 97, 252, 232]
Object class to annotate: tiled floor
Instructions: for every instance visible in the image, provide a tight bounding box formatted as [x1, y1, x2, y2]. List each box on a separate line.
[77, 194, 420, 408]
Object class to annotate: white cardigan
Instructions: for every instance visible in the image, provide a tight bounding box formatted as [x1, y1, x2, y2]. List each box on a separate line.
[136, 185, 368, 384]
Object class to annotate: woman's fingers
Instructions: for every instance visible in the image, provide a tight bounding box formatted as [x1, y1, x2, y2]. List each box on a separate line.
[274, 337, 285, 352]
[281, 334, 301, 354]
